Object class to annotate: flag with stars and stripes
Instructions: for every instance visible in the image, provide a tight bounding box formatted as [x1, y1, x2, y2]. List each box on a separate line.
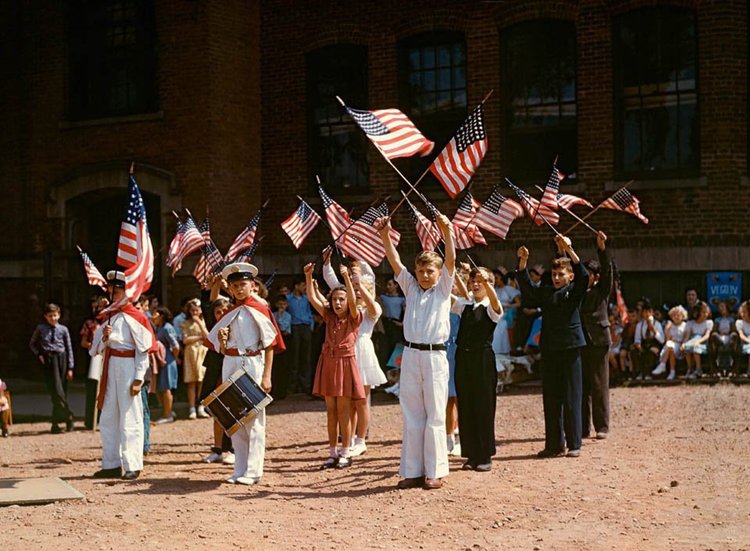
[167, 215, 204, 276]
[344, 202, 401, 266]
[165, 216, 184, 269]
[601, 188, 649, 224]
[235, 236, 264, 263]
[344, 105, 434, 160]
[429, 104, 488, 198]
[506, 180, 560, 226]
[76, 246, 107, 290]
[556, 192, 592, 210]
[405, 198, 440, 251]
[474, 187, 525, 239]
[100, 174, 154, 314]
[193, 218, 225, 289]
[452, 192, 487, 249]
[225, 208, 262, 262]
[281, 200, 321, 249]
[541, 164, 565, 211]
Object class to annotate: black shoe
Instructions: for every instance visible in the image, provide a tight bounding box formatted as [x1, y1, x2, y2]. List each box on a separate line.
[93, 467, 122, 479]
[536, 448, 565, 459]
[51, 424, 62, 434]
[66, 418, 74, 432]
[320, 457, 338, 470]
[475, 461, 492, 472]
[461, 460, 476, 471]
[122, 470, 141, 480]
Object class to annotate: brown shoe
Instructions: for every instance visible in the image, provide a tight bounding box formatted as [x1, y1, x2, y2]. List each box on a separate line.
[423, 478, 443, 490]
[396, 477, 424, 490]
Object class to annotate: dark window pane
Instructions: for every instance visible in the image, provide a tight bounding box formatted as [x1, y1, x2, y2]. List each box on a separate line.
[306, 44, 369, 193]
[502, 19, 577, 180]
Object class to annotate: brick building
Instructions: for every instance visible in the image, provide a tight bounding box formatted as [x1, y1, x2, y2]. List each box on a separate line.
[1, 0, 748, 377]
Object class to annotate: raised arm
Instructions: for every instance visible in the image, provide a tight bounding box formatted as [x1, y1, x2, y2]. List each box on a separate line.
[340, 266, 359, 320]
[375, 216, 405, 276]
[515, 246, 544, 306]
[453, 272, 470, 300]
[435, 212, 455, 275]
[321, 246, 341, 289]
[304, 263, 327, 317]
[353, 270, 379, 317]
[478, 271, 502, 316]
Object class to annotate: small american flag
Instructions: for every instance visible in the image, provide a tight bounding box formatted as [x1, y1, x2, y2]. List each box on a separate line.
[452, 191, 487, 250]
[541, 165, 565, 211]
[474, 187, 525, 239]
[76, 246, 107, 290]
[344, 105, 434, 160]
[168, 216, 204, 276]
[193, 218, 225, 289]
[405, 199, 440, 251]
[100, 174, 154, 314]
[281, 200, 321, 249]
[429, 104, 488, 198]
[225, 208, 262, 262]
[165, 216, 184, 269]
[344, 202, 401, 266]
[601, 188, 649, 224]
[235, 236, 264, 263]
[264, 270, 277, 289]
[556, 192, 592, 210]
[506, 180, 560, 226]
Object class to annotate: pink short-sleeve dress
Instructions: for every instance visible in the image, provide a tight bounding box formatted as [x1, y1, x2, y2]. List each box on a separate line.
[312, 310, 366, 400]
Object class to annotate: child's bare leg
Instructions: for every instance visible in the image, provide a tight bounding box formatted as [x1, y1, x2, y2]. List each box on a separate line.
[355, 387, 370, 440]
[186, 383, 196, 410]
[445, 396, 457, 436]
[337, 397, 352, 455]
[325, 397, 339, 450]
[667, 348, 676, 370]
[213, 420, 224, 448]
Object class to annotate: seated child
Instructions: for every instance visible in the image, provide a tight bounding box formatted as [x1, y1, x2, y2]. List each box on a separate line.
[652, 306, 688, 380]
[682, 301, 713, 379]
[711, 300, 737, 376]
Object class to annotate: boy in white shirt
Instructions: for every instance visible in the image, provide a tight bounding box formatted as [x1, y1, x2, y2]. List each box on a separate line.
[376, 212, 455, 490]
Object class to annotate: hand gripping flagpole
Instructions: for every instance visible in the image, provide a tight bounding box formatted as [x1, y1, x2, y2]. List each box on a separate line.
[563, 181, 633, 235]
[400, 190, 444, 258]
[533, 185, 598, 235]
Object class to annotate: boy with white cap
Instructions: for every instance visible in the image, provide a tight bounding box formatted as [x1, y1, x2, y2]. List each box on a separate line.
[206, 262, 281, 486]
[90, 270, 155, 480]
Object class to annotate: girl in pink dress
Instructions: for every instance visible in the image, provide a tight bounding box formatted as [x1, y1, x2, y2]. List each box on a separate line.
[304, 263, 365, 469]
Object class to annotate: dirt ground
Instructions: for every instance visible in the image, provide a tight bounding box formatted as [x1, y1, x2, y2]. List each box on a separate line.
[2, 384, 749, 550]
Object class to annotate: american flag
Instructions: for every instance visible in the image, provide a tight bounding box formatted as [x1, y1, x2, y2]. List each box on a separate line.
[541, 165, 565, 211]
[281, 200, 321, 249]
[344, 202, 401, 266]
[167, 216, 204, 276]
[225, 208, 262, 262]
[429, 104, 488, 198]
[452, 191, 487, 250]
[165, 216, 183, 269]
[601, 188, 649, 224]
[474, 187, 525, 239]
[101, 174, 154, 313]
[264, 270, 277, 289]
[405, 199, 440, 251]
[235, 236, 264, 262]
[76, 246, 107, 290]
[193, 218, 225, 289]
[344, 105, 434, 160]
[506, 180, 560, 226]
[556, 192, 593, 210]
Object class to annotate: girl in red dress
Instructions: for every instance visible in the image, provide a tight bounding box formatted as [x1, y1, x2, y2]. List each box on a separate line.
[304, 263, 365, 469]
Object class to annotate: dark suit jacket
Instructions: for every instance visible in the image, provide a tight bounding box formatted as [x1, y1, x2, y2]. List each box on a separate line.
[580, 248, 613, 348]
[517, 261, 588, 352]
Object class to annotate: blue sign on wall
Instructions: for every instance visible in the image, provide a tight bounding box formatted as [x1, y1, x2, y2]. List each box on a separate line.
[706, 272, 742, 313]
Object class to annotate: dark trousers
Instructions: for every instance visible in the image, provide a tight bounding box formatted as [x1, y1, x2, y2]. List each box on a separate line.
[289, 324, 312, 393]
[633, 340, 660, 376]
[85, 378, 99, 429]
[581, 344, 610, 436]
[141, 383, 151, 452]
[42, 352, 73, 425]
[541, 348, 582, 453]
[271, 347, 289, 400]
[455, 348, 498, 463]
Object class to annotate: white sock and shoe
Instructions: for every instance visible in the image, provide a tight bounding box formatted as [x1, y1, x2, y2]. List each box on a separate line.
[666, 370, 676, 381]
[350, 437, 367, 457]
[188, 407, 197, 420]
[222, 452, 235, 465]
[197, 405, 209, 418]
[652, 363, 667, 376]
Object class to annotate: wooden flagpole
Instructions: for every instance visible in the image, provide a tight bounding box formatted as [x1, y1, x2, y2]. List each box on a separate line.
[533, 185, 598, 235]
[523, 156, 558, 240]
[563, 181, 633, 235]
[400, 190, 444, 258]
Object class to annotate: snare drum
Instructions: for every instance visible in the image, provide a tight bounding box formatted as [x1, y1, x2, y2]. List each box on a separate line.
[200, 367, 273, 436]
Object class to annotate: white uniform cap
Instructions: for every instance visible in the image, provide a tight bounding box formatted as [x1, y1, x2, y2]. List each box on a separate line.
[221, 262, 259, 282]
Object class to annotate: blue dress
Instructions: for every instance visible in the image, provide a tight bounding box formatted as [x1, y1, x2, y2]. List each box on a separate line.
[156, 322, 179, 392]
[446, 312, 461, 398]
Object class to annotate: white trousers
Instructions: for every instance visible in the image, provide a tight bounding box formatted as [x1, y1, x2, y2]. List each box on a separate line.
[222, 355, 266, 479]
[100, 356, 144, 472]
[399, 348, 449, 479]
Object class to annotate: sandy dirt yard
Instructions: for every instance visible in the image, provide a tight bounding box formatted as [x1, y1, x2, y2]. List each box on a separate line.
[2, 384, 749, 550]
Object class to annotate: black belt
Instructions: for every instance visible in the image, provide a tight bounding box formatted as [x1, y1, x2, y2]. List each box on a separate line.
[405, 341, 446, 352]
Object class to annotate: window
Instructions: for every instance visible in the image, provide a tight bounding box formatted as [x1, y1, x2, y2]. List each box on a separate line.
[398, 32, 467, 183]
[614, 8, 698, 178]
[68, 0, 159, 120]
[306, 45, 369, 193]
[502, 20, 577, 182]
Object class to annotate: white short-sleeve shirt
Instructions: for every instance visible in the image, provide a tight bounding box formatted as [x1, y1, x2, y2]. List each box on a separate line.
[395, 265, 454, 344]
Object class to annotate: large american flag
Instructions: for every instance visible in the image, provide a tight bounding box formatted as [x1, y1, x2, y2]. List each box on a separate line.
[429, 104, 488, 198]
[167, 216, 204, 276]
[557, 192, 592, 210]
[474, 187, 525, 239]
[452, 191, 487, 250]
[345, 202, 401, 266]
[281, 200, 321, 249]
[225, 208, 261, 262]
[601, 188, 648, 223]
[344, 105, 434, 160]
[541, 165, 565, 211]
[101, 174, 154, 313]
[76, 246, 107, 290]
[405, 198, 440, 251]
[506, 180, 560, 226]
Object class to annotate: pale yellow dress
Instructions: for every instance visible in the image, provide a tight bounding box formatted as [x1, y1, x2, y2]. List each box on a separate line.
[181, 319, 208, 383]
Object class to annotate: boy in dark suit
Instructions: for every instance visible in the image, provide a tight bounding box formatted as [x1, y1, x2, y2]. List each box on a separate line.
[516, 235, 588, 458]
[581, 231, 613, 440]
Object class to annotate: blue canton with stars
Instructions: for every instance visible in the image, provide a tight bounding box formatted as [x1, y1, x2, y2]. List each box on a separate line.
[125, 175, 148, 226]
[345, 107, 389, 136]
[454, 105, 485, 153]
